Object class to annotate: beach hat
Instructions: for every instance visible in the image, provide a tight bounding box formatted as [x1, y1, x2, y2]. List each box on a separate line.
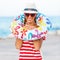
[23, 3, 38, 13]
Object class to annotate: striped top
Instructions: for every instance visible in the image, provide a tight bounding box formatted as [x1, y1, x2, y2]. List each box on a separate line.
[19, 40, 42, 60]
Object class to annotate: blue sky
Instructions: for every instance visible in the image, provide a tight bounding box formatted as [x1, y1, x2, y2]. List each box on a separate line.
[0, 0, 60, 16]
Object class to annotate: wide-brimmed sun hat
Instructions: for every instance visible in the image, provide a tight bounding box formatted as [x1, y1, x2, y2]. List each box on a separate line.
[23, 3, 38, 13]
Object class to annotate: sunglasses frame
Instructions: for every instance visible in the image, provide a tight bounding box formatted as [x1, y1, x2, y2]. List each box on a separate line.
[24, 13, 36, 17]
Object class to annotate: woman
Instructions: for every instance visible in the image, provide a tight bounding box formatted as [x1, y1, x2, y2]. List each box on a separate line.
[11, 3, 52, 60]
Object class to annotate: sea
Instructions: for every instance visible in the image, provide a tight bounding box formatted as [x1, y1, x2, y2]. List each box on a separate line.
[0, 16, 60, 38]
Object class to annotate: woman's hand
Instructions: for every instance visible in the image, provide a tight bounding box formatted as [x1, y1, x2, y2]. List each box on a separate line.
[33, 38, 43, 50]
[15, 38, 22, 50]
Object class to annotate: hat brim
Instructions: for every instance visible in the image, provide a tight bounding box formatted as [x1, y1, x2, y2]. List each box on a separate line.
[23, 10, 38, 13]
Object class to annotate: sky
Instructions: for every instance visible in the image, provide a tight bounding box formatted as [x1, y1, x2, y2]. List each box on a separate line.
[0, 0, 60, 16]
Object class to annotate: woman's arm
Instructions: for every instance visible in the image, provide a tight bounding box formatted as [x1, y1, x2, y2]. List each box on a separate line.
[15, 38, 22, 50]
[33, 38, 43, 50]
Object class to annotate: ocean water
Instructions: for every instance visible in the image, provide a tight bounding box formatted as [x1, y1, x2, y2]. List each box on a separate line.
[0, 17, 14, 38]
[0, 16, 60, 38]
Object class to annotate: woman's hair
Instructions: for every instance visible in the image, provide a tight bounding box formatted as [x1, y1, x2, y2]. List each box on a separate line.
[24, 17, 36, 24]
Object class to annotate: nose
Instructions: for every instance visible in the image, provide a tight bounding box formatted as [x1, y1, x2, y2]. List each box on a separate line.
[28, 15, 32, 18]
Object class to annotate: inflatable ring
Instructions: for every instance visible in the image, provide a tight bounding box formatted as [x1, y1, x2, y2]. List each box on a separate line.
[10, 13, 52, 40]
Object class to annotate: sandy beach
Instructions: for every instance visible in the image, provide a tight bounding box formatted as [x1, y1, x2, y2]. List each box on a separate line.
[0, 34, 60, 60]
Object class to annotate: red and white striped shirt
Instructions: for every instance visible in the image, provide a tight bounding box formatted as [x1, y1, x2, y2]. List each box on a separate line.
[19, 40, 42, 60]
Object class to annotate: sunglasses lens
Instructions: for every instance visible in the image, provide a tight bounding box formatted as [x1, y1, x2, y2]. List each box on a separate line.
[31, 14, 35, 17]
[25, 14, 29, 17]
[25, 13, 35, 17]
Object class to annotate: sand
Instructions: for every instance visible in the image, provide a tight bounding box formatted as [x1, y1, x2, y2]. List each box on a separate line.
[0, 34, 60, 60]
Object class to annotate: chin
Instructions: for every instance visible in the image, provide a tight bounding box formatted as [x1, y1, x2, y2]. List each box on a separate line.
[27, 21, 32, 23]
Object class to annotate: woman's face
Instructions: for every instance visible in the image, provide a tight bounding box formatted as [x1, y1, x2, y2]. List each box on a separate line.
[24, 13, 36, 23]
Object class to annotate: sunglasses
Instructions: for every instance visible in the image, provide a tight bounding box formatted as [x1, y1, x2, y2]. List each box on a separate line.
[24, 13, 36, 17]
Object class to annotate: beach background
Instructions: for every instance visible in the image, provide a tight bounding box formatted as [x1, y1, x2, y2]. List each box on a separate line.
[0, 0, 60, 60]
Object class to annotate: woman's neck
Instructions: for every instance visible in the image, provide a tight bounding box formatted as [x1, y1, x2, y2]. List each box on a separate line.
[24, 22, 38, 30]
[25, 22, 36, 26]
